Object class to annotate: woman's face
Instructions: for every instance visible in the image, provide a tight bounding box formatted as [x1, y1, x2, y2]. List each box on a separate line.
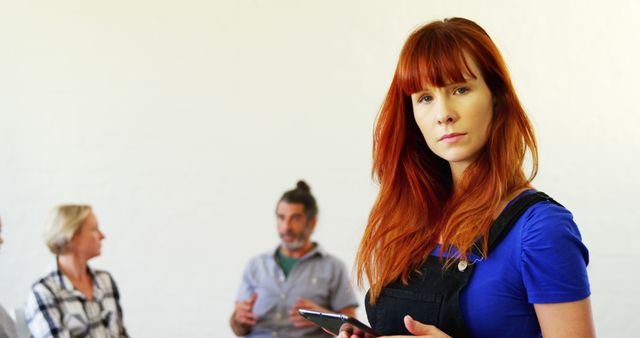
[410, 56, 494, 177]
[69, 212, 105, 260]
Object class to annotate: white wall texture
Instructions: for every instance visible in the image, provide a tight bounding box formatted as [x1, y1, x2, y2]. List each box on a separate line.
[1, 0, 639, 337]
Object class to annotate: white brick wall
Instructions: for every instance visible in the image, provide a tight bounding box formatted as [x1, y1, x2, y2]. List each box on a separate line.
[1, 1, 638, 337]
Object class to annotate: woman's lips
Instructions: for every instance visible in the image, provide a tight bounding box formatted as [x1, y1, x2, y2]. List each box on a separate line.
[439, 132, 466, 143]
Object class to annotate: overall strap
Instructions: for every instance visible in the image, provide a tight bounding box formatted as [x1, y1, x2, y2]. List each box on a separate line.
[473, 191, 562, 256]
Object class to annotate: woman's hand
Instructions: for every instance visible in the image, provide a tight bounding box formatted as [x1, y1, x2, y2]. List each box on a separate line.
[338, 315, 451, 338]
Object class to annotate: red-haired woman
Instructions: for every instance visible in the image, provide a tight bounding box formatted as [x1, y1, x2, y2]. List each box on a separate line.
[340, 18, 594, 338]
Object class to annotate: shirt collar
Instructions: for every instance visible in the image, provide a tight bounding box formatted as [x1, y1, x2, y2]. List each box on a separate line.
[273, 242, 325, 261]
[52, 257, 103, 298]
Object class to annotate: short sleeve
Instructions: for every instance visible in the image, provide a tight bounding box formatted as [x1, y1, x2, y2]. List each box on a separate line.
[328, 259, 359, 311]
[521, 202, 591, 304]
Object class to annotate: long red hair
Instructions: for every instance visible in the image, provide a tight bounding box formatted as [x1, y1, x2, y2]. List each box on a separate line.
[356, 17, 538, 302]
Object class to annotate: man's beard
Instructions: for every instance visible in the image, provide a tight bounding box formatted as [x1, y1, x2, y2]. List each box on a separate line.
[281, 236, 306, 251]
[280, 226, 312, 251]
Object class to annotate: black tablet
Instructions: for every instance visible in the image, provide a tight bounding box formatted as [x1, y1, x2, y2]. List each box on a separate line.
[298, 309, 381, 337]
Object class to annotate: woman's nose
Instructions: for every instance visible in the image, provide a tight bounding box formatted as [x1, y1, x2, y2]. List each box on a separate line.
[435, 99, 458, 125]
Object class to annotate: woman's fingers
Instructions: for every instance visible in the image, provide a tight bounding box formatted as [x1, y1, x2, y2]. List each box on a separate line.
[403, 315, 451, 337]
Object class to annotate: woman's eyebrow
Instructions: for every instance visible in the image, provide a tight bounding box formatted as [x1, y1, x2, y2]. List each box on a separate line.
[451, 77, 475, 85]
[412, 89, 433, 97]
[440, 78, 475, 89]
[415, 77, 476, 93]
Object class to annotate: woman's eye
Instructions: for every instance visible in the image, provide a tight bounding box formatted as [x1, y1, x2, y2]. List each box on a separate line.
[418, 95, 433, 103]
[455, 87, 469, 95]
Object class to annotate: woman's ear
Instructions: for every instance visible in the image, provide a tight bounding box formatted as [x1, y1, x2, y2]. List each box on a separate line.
[66, 233, 79, 252]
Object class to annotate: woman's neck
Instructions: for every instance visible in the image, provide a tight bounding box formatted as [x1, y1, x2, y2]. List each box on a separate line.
[494, 187, 530, 218]
[58, 253, 94, 300]
[450, 165, 464, 186]
[58, 254, 89, 281]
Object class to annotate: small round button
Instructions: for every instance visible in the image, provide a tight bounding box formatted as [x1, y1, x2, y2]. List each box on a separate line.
[458, 260, 468, 272]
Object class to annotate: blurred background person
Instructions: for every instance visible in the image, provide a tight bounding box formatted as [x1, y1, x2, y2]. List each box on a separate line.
[0, 216, 18, 338]
[25, 205, 129, 338]
[231, 180, 358, 338]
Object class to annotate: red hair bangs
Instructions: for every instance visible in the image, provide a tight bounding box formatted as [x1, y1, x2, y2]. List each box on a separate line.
[396, 25, 477, 95]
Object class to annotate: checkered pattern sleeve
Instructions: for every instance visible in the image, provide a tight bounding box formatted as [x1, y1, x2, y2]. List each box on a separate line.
[24, 277, 70, 338]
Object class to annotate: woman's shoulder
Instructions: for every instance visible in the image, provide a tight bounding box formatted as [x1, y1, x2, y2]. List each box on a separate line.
[515, 192, 591, 303]
[515, 191, 589, 267]
[91, 269, 119, 287]
[30, 270, 61, 292]
[28, 272, 66, 307]
[92, 268, 114, 278]
[519, 192, 581, 241]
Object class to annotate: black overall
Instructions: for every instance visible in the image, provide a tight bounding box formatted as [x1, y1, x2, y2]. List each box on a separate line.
[365, 192, 560, 337]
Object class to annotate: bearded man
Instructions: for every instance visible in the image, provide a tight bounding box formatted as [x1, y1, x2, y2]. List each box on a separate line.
[230, 180, 358, 338]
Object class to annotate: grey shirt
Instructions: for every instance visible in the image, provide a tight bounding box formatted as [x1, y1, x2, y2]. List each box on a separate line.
[0, 305, 17, 338]
[236, 243, 358, 338]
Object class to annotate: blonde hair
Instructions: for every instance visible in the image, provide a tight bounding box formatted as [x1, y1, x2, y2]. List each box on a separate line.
[45, 205, 93, 255]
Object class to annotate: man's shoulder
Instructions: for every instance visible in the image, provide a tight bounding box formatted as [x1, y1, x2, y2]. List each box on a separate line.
[310, 246, 349, 269]
[245, 249, 277, 266]
[321, 253, 348, 268]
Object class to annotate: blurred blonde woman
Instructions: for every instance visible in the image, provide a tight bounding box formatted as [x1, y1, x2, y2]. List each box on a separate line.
[25, 205, 128, 338]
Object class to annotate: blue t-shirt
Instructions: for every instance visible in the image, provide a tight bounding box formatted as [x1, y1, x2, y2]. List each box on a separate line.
[434, 190, 590, 337]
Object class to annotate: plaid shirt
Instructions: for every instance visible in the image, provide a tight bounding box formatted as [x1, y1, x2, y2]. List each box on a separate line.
[24, 263, 128, 338]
